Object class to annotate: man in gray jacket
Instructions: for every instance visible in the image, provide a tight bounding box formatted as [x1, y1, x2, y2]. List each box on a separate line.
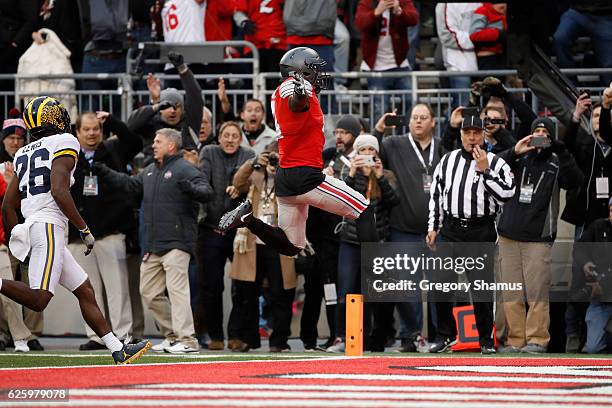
[197, 121, 255, 350]
[97, 128, 211, 354]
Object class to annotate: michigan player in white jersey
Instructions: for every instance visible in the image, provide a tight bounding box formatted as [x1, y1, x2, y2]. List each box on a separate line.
[0, 96, 150, 364]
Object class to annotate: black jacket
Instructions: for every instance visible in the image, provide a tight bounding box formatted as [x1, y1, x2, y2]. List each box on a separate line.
[199, 145, 255, 229]
[442, 124, 516, 155]
[128, 68, 203, 161]
[338, 170, 400, 245]
[0, 0, 38, 52]
[69, 115, 142, 243]
[561, 108, 612, 228]
[375, 130, 446, 234]
[99, 153, 210, 255]
[497, 146, 583, 242]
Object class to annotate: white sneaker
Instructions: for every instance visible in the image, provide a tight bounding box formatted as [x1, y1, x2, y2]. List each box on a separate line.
[326, 338, 345, 353]
[151, 338, 174, 353]
[14, 340, 29, 352]
[164, 341, 199, 354]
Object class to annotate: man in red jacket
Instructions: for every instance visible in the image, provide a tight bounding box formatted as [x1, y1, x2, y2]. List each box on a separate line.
[355, 0, 418, 122]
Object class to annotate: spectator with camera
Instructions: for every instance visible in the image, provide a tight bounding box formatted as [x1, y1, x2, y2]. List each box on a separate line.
[197, 121, 255, 351]
[326, 134, 400, 353]
[443, 105, 515, 154]
[572, 197, 612, 354]
[228, 143, 297, 352]
[496, 117, 583, 353]
[373, 104, 446, 352]
[561, 89, 612, 351]
[68, 111, 142, 351]
[96, 128, 211, 354]
[129, 52, 203, 163]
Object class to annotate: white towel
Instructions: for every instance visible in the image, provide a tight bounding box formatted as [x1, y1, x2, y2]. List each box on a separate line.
[9, 221, 33, 262]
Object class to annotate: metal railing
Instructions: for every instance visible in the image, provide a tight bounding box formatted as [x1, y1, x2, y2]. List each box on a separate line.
[1, 66, 611, 135]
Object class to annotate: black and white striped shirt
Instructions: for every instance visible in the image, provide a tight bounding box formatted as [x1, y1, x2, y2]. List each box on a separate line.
[428, 149, 515, 231]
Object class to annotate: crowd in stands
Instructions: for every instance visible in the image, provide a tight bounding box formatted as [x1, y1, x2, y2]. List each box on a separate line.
[0, 1, 611, 354]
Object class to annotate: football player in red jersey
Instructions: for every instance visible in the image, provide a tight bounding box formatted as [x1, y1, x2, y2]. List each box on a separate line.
[218, 47, 378, 255]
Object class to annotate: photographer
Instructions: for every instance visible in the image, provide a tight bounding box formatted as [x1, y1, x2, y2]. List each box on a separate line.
[228, 144, 297, 353]
[327, 135, 400, 353]
[443, 105, 515, 154]
[496, 117, 583, 353]
[572, 198, 612, 354]
[561, 90, 612, 352]
[197, 121, 255, 351]
[470, 77, 537, 140]
[128, 52, 203, 162]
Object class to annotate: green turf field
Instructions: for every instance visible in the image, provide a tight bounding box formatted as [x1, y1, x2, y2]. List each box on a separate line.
[1, 351, 610, 369]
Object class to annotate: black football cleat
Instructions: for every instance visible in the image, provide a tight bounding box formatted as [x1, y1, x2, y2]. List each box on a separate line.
[112, 339, 151, 365]
[218, 200, 253, 233]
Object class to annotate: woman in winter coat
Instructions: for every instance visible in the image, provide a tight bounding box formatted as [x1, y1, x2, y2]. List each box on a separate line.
[229, 142, 297, 353]
[326, 134, 400, 353]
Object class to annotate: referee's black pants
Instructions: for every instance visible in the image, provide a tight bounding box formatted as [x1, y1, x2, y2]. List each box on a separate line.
[435, 220, 497, 348]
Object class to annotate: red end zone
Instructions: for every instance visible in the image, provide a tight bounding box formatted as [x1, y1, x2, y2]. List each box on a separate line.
[3, 357, 612, 388]
[2, 357, 612, 407]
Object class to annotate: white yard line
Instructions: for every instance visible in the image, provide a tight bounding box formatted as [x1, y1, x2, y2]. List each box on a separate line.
[138, 383, 612, 394]
[279, 373, 612, 384]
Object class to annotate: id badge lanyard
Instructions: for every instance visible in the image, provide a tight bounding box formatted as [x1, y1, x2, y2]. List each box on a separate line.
[409, 134, 435, 193]
[519, 167, 544, 204]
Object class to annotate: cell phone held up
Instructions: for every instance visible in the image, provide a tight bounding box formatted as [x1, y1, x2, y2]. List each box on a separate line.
[384, 115, 407, 127]
[356, 154, 375, 167]
[529, 136, 551, 149]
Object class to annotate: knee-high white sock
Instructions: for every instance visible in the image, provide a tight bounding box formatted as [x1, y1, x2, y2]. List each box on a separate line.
[101, 332, 123, 352]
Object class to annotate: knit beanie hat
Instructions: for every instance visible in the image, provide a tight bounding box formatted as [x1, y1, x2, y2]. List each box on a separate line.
[160, 88, 184, 107]
[2, 108, 26, 139]
[335, 115, 361, 138]
[353, 134, 379, 153]
[530, 117, 555, 137]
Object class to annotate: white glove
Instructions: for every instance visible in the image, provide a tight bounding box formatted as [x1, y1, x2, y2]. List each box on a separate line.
[293, 74, 307, 96]
[299, 239, 316, 257]
[233, 228, 249, 254]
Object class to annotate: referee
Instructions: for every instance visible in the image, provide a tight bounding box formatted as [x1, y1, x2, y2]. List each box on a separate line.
[426, 114, 515, 354]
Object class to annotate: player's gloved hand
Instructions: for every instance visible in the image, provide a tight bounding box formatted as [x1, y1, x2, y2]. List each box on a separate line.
[79, 226, 95, 256]
[293, 75, 307, 96]
[240, 19, 257, 35]
[168, 51, 187, 73]
[302, 240, 316, 256]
